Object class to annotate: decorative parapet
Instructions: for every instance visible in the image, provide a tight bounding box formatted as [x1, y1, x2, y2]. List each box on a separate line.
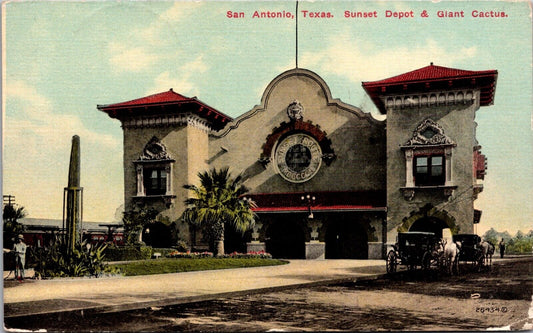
[382, 89, 475, 110]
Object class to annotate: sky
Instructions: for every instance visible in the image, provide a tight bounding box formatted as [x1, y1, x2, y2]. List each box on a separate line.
[2, 0, 532, 236]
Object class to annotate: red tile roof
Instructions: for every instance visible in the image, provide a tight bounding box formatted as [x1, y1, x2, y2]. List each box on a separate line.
[363, 63, 497, 86]
[98, 89, 233, 130]
[100, 89, 190, 108]
[362, 63, 498, 114]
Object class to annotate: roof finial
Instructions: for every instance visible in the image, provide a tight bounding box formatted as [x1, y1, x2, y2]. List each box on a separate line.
[430, 62, 434, 66]
[170, 88, 173, 92]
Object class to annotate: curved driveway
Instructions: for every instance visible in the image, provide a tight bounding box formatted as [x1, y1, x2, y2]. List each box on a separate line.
[4, 259, 386, 318]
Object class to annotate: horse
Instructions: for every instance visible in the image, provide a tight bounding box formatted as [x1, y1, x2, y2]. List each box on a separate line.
[479, 240, 495, 269]
[443, 239, 461, 275]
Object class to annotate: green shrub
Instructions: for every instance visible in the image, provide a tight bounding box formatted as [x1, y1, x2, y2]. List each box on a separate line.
[167, 251, 214, 258]
[216, 251, 273, 259]
[166, 250, 273, 259]
[140, 246, 152, 259]
[104, 245, 153, 261]
[110, 257, 288, 276]
[151, 248, 178, 257]
[29, 239, 112, 278]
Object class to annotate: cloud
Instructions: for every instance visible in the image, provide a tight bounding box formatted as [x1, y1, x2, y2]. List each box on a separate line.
[5, 80, 118, 149]
[3, 80, 122, 221]
[300, 35, 478, 83]
[158, 1, 204, 22]
[146, 55, 208, 96]
[108, 2, 205, 72]
[108, 42, 160, 73]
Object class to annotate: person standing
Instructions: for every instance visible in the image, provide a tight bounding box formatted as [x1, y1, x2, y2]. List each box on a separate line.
[13, 234, 27, 281]
[499, 238, 506, 259]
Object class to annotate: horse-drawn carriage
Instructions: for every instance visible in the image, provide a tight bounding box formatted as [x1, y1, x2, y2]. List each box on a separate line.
[386, 232, 443, 273]
[386, 231, 493, 275]
[452, 234, 494, 270]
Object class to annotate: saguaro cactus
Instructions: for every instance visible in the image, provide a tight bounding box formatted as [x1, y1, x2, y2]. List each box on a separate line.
[64, 135, 82, 255]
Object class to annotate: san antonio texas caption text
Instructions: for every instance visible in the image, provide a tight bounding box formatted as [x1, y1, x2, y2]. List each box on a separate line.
[226, 9, 509, 19]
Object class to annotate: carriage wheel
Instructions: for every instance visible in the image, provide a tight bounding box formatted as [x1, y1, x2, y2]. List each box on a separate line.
[386, 250, 397, 274]
[422, 251, 433, 272]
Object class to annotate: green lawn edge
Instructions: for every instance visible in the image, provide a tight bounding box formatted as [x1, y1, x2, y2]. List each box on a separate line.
[109, 258, 289, 276]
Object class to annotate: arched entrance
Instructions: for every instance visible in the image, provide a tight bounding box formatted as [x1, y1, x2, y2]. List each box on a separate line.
[325, 220, 368, 259]
[266, 219, 305, 259]
[143, 222, 172, 248]
[398, 204, 458, 236]
[409, 217, 449, 238]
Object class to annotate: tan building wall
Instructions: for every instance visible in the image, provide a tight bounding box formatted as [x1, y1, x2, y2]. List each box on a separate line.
[385, 90, 481, 242]
[123, 123, 209, 244]
[207, 69, 387, 257]
[209, 69, 386, 195]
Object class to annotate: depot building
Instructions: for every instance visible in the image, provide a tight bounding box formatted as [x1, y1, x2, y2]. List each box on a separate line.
[98, 64, 497, 259]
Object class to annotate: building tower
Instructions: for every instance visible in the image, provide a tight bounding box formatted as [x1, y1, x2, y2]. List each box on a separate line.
[98, 89, 232, 245]
[363, 63, 497, 241]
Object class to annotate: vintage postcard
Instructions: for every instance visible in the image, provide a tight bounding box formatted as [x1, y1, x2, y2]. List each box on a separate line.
[2, 0, 532, 331]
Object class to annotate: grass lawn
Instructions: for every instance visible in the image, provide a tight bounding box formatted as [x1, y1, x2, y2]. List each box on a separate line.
[109, 258, 288, 276]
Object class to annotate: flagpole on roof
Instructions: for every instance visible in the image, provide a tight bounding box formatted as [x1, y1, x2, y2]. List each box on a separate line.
[295, 1, 298, 68]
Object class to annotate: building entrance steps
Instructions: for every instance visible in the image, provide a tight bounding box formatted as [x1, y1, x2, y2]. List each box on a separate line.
[4, 259, 386, 318]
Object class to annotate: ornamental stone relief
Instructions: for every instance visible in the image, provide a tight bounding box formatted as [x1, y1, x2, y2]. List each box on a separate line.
[286, 100, 304, 121]
[404, 119, 455, 146]
[139, 136, 172, 161]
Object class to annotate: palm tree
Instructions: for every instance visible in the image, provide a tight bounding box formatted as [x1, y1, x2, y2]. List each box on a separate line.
[181, 167, 256, 255]
[3, 204, 27, 249]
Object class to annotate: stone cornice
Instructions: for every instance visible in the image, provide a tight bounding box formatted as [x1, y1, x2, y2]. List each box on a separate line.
[381, 89, 476, 110]
[121, 113, 212, 132]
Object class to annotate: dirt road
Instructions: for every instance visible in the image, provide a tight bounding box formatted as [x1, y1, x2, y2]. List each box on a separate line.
[5, 257, 532, 332]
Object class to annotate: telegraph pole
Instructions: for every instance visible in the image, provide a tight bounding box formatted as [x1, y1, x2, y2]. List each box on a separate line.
[3, 195, 15, 207]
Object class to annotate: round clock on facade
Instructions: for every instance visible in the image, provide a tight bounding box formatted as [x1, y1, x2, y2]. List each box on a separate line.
[274, 133, 322, 183]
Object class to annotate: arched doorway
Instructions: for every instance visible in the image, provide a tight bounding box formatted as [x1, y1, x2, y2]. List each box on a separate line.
[409, 217, 449, 238]
[266, 219, 305, 259]
[325, 220, 368, 259]
[143, 222, 172, 248]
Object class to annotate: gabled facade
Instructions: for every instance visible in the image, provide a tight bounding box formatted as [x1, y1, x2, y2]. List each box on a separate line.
[98, 64, 497, 259]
